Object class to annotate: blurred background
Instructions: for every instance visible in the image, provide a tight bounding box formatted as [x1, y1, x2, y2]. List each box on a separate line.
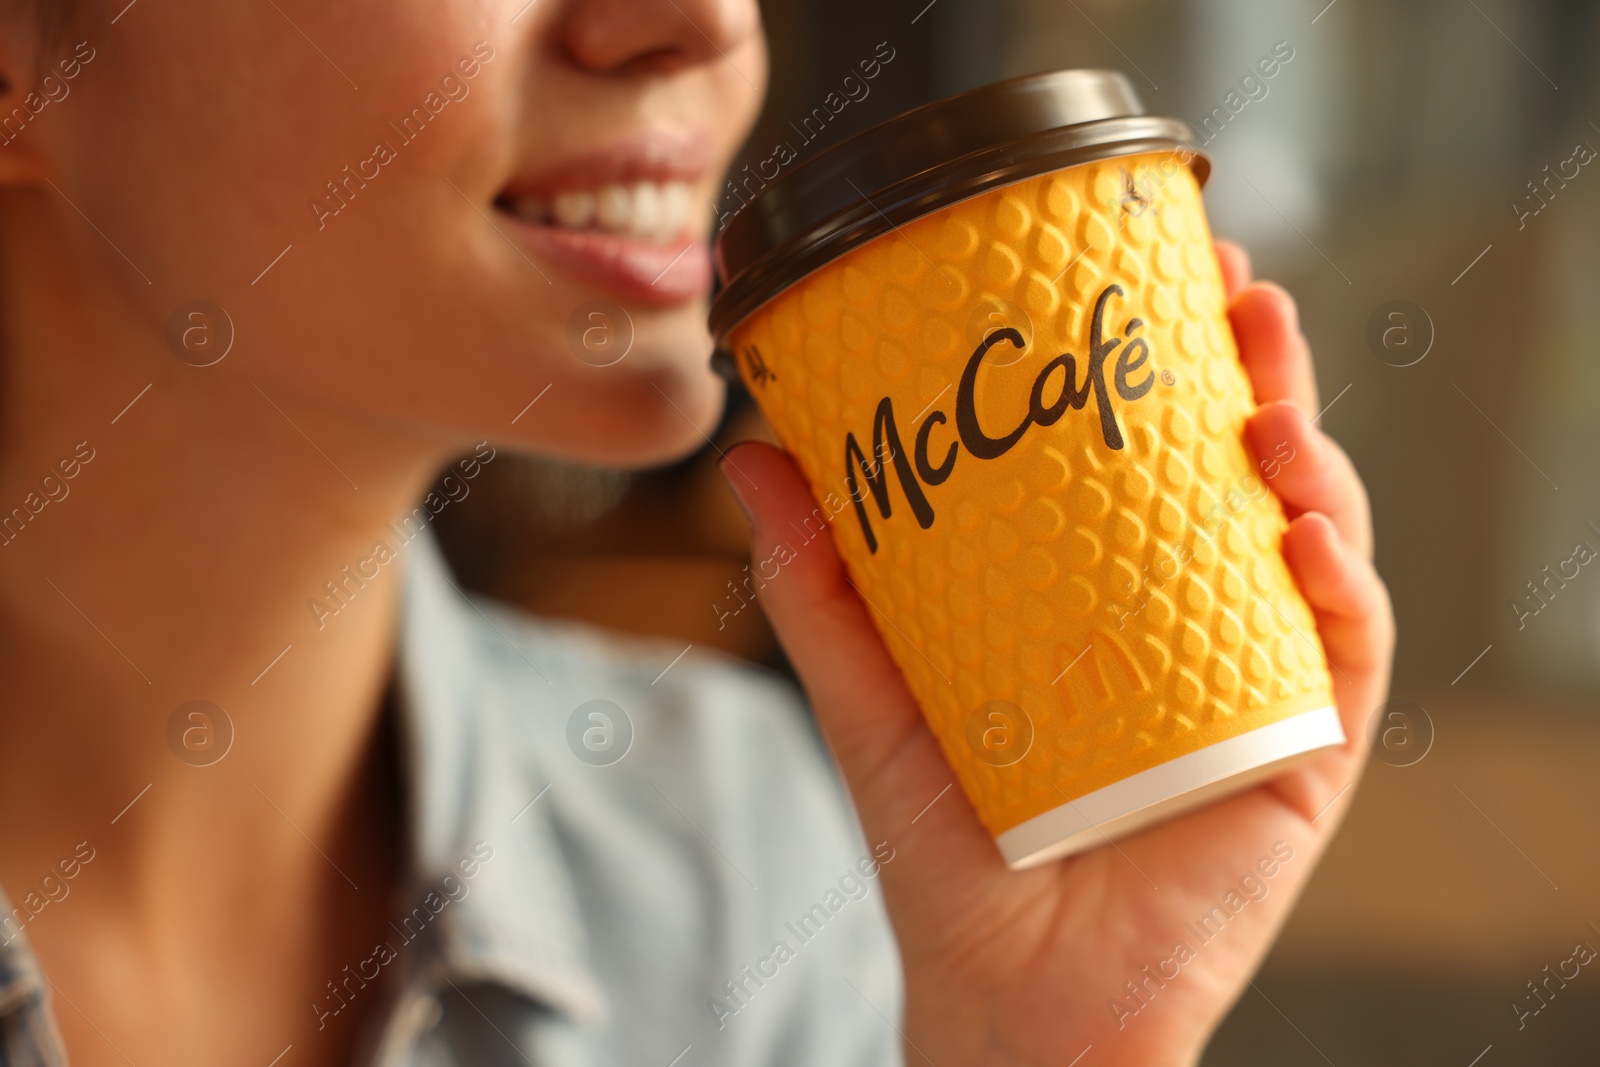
[436, 0, 1600, 1061]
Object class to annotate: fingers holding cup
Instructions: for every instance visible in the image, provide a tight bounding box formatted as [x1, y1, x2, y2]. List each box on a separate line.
[1230, 282, 1320, 416]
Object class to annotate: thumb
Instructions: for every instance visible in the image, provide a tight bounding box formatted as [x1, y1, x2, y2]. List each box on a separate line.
[719, 441, 995, 854]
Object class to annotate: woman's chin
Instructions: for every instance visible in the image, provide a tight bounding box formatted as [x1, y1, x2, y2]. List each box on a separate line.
[545, 366, 727, 470]
[638, 367, 729, 465]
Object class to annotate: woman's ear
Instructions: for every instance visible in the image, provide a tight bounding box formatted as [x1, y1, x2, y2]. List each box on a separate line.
[0, 28, 51, 186]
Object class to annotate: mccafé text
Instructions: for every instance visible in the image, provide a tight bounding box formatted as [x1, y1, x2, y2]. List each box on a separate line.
[841, 283, 1158, 553]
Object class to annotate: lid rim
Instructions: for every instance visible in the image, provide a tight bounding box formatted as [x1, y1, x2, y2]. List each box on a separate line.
[715, 69, 1151, 278]
[708, 118, 1206, 344]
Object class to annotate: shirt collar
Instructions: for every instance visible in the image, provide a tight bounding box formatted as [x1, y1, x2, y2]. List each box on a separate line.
[0, 911, 67, 1065]
[392, 523, 606, 1024]
[0, 523, 606, 1058]
[0, 920, 38, 1015]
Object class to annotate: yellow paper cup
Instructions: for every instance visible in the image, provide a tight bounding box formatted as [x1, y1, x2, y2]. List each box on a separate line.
[710, 71, 1341, 869]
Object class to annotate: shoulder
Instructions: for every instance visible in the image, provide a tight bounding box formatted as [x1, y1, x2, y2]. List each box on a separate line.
[457, 597, 904, 1062]
[463, 594, 840, 829]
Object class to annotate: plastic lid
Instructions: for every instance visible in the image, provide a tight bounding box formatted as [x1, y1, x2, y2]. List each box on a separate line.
[708, 69, 1206, 348]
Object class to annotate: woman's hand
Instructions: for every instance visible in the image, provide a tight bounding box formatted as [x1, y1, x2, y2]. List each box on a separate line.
[720, 240, 1395, 1067]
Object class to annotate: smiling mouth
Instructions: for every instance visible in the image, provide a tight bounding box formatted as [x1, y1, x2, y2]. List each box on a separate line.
[494, 180, 699, 244]
[488, 129, 718, 305]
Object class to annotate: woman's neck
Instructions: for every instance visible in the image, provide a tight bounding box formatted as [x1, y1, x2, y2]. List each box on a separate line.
[0, 189, 449, 930]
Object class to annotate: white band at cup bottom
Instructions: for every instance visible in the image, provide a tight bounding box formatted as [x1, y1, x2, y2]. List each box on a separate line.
[996, 706, 1346, 871]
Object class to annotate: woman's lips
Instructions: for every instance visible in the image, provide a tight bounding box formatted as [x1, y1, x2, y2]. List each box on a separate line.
[491, 128, 716, 305]
[497, 213, 713, 305]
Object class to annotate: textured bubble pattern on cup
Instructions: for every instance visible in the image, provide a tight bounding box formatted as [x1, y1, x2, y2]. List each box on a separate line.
[728, 152, 1336, 837]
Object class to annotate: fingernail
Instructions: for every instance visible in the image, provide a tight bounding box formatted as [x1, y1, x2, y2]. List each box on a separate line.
[1271, 283, 1302, 331]
[719, 451, 757, 530]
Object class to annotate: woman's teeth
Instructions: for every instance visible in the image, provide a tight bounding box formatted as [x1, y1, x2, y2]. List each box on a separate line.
[508, 180, 696, 243]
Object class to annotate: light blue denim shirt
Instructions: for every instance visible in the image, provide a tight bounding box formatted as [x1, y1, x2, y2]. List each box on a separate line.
[0, 527, 904, 1065]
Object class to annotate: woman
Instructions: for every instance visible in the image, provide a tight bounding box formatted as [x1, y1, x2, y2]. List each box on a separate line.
[0, 0, 1392, 1064]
